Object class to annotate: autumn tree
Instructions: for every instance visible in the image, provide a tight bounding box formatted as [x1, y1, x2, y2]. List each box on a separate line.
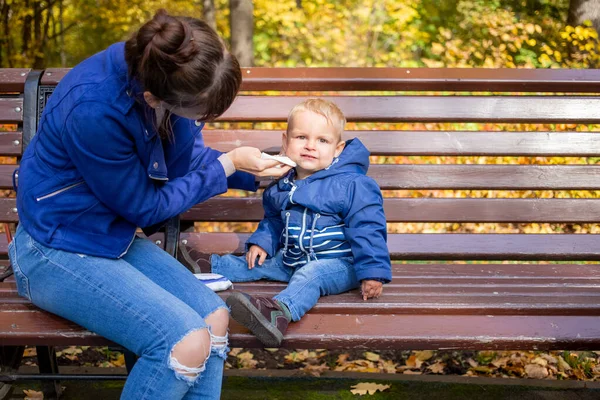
[229, 0, 253, 66]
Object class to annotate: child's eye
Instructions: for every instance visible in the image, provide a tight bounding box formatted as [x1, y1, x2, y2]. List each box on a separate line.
[296, 136, 306, 140]
[319, 139, 329, 144]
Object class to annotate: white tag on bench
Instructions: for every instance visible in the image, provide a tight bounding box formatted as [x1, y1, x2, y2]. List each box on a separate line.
[194, 273, 233, 292]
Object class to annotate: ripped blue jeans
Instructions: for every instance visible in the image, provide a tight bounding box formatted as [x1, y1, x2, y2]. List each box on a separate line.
[9, 224, 227, 400]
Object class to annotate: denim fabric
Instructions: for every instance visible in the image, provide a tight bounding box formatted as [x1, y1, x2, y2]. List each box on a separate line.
[9, 224, 227, 400]
[212, 251, 358, 321]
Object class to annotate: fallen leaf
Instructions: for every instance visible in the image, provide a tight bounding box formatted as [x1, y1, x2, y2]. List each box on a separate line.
[112, 354, 125, 367]
[337, 353, 350, 365]
[491, 357, 510, 368]
[525, 364, 549, 379]
[23, 348, 37, 357]
[415, 350, 434, 361]
[364, 352, 380, 362]
[427, 362, 446, 374]
[228, 348, 242, 357]
[557, 356, 572, 372]
[532, 357, 548, 367]
[350, 382, 391, 395]
[379, 359, 398, 374]
[23, 389, 44, 399]
[405, 355, 422, 369]
[236, 351, 257, 369]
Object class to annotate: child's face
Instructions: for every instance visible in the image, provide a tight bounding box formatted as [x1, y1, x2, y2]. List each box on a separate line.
[283, 110, 345, 180]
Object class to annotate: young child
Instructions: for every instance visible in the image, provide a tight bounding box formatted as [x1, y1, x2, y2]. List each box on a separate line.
[211, 98, 392, 347]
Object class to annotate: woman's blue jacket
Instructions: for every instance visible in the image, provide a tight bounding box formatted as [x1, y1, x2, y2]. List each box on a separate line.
[16, 42, 255, 258]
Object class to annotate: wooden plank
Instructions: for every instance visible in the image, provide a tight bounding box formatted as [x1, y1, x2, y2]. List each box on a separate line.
[183, 197, 600, 223]
[0, 198, 17, 222]
[368, 165, 600, 190]
[181, 232, 600, 261]
[0, 69, 30, 93]
[41, 68, 600, 93]
[2, 301, 598, 349]
[3, 165, 600, 191]
[0, 98, 23, 124]
[228, 314, 600, 350]
[237, 68, 600, 93]
[203, 130, 600, 156]
[0, 165, 17, 190]
[219, 96, 600, 123]
[0, 131, 22, 156]
[2, 232, 600, 260]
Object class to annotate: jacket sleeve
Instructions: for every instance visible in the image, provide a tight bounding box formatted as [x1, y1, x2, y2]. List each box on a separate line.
[62, 103, 230, 228]
[342, 176, 392, 283]
[186, 127, 257, 192]
[245, 186, 284, 257]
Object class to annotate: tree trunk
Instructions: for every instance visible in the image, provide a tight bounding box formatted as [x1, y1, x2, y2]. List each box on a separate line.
[203, 0, 216, 31]
[22, 0, 31, 55]
[229, 0, 253, 67]
[569, 0, 600, 33]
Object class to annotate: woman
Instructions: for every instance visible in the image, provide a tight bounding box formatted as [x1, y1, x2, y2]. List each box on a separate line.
[8, 9, 290, 400]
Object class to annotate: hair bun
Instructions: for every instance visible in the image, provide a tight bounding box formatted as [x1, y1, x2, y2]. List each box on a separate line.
[136, 9, 197, 76]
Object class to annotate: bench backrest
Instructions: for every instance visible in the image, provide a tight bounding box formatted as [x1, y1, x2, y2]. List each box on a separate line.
[1, 68, 600, 262]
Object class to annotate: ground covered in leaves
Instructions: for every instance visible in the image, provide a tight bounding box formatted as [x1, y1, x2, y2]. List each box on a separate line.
[20, 346, 600, 381]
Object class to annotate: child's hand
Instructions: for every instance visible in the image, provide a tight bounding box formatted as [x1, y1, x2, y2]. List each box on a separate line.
[246, 245, 267, 269]
[360, 280, 383, 301]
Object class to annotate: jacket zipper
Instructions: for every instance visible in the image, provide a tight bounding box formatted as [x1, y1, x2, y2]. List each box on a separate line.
[36, 181, 84, 201]
[119, 233, 137, 258]
[298, 208, 308, 261]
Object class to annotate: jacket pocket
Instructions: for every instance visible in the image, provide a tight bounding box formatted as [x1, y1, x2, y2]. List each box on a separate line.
[36, 181, 84, 202]
[8, 241, 32, 301]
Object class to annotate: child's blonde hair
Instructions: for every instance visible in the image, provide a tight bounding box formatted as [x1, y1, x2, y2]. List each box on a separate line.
[287, 98, 346, 141]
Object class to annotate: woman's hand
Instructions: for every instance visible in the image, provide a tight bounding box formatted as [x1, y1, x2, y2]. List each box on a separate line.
[246, 245, 268, 269]
[360, 280, 383, 301]
[227, 147, 292, 178]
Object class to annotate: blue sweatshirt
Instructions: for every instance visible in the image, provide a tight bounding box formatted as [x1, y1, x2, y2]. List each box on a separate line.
[247, 138, 392, 283]
[16, 42, 256, 258]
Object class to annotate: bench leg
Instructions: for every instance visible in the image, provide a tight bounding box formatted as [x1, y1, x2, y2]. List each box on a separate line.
[36, 346, 62, 399]
[0, 346, 24, 400]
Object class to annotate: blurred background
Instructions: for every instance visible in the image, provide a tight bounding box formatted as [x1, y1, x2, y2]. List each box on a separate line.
[2, 0, 600, 69]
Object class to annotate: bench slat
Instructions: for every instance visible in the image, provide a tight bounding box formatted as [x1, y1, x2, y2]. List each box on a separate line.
[41, 68, 600, 93]
[0, 69, 30, 93]
[2, 165, 599, 190]
[0, 98, 24, 123]
[220, 96, 600, 123]
[181, 232, 600, 261]
[182, 197, 600, 223]
[2, 300, 600, 350]
[0, 131, 22, 156]
[204, 130, 600, 156]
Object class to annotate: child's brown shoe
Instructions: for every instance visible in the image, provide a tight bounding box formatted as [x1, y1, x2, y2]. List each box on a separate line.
[226, 291, 291, 347]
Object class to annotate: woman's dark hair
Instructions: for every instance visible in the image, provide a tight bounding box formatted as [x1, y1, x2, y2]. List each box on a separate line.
[125, 9, 241, 137]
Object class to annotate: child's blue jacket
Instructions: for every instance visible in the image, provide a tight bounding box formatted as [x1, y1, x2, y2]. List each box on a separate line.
[16, 42, 256, 258]
[247, 138, 392, 283]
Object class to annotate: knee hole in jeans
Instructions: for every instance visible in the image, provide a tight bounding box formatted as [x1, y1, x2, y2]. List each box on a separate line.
[169, 328, 210, 385]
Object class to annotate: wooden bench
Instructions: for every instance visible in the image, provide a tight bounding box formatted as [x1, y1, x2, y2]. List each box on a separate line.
[2, 67, 600, 395]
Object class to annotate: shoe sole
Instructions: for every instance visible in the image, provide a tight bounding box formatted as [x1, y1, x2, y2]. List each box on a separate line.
[226, 292, 284, 347]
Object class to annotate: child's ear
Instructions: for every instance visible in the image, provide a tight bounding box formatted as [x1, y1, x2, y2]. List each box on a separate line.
[334, 140, 345, 157]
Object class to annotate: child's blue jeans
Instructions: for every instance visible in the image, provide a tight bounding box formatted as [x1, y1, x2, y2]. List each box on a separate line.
[211, 250, 359, 321]
[9, 224, 227, 400]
